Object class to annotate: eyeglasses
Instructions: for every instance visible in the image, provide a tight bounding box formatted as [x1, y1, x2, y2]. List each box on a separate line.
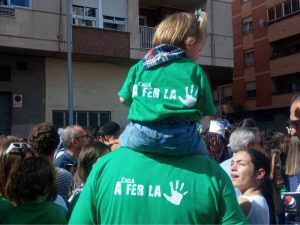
[74, 134, 91, 140]
[5, 142, 30, 155]
[286, 119, 300, 129]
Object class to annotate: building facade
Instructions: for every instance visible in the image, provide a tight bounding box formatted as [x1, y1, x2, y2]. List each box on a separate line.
[0, 0, 233, 136]
[219, 0, 300, 130]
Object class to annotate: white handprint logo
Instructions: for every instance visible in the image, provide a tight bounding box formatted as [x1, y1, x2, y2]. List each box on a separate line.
[163, 180, 188, 205]
[178, 85, 198, 107]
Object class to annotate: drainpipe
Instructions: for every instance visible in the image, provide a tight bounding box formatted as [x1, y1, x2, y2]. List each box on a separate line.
[67, 0, 73, 125]
[210, 0, 215, 66]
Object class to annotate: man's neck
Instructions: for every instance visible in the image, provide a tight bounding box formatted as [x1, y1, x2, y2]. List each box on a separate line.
[67, 148, 80, 160]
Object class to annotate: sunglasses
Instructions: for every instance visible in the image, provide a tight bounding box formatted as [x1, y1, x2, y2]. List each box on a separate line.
[286, 119, 300, 129]
[5, 142, 30, 155]
[74, 134, 91, 140]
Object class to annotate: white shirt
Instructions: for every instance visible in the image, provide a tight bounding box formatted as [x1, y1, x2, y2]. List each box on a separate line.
[220, 157, 241, 197]
[241, 195, 269, 225]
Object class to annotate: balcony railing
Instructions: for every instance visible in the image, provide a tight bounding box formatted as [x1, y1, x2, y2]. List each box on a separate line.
[139, 26, 155, 49]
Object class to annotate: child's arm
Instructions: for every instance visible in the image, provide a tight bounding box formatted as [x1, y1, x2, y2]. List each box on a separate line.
[119, 97, 130, 106]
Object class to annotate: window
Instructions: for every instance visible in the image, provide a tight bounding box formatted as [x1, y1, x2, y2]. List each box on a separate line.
[242, 17, 252, 34]
[268, 0, 300, 22]
[0, 66, 11, 81]
[275, 4, 283, 18]
[0, 0, 30, 7]
[72, 5, 97, 28]
[268, 8, 275, 21]
[284, 1, 291, 15]
[292, 0, 300, 12]
[244, 50, 254, 67]
[52, 111, 111, 130]
[246, 82, 256, 99]
[223, 87, 233, 102]
[139, 16, 147, 26]
[103, 15, 126, 31]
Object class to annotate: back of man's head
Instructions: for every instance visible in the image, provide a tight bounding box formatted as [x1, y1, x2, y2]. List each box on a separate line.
[229, 127, 259, 153]
[28, 122, 59, 157]
[97, 122, 121, 138]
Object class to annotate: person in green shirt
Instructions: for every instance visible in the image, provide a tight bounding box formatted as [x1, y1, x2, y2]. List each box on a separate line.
[69, 147, 247, 224]
[0, 195, 11, 223]
[118, 11, 216, 156]
[3, 157, 66, 224]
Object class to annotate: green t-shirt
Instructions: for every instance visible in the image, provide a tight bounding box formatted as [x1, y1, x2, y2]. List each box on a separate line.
[3, 201, 67, 224]
[69, 148, 247, 225]
[0, 196, 12, 223]
[118, 59, 216, 122]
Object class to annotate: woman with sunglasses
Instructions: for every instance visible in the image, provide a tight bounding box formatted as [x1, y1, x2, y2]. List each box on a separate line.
[0, 136, 35, 222]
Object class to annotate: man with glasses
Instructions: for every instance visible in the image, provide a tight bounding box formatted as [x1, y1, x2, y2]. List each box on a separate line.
[289, 93, 300, 138]
[54, 125, 92, 174]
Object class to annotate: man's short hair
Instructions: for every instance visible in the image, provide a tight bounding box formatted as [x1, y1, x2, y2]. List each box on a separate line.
[229, 127, 259, 153]
[61, 125, 81, 148]
[97, 122, 120, 137]
[28, 122, 59, 156]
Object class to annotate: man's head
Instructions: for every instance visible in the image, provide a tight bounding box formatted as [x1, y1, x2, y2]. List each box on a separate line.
[229, 127, 262, 153]
[289, 93, 300, 138]
[97, 122, 121, 148]
[62, 125, 92, 156]
[28, 122, 59, 159]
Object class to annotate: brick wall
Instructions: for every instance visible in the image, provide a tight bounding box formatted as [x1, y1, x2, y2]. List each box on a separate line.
[233, 47, 244, 78]
[233, 78, 245, 105]
[233, 16, 243, 46]
[232, 0, 241, 16]
[256, 73, 272, 107]
[72, 26, 130, 58]
[254, 39, 269, 73]
[252, 0, 264, 7]
[253, 5, 268, 39]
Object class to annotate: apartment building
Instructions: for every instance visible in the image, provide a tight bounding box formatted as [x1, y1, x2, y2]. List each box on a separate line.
[218, 0, 300, 130]
[0, 0, 233, 136]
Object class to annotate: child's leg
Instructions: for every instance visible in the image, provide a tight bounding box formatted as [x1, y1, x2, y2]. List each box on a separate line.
[120, 121, 208, 156]
[119, 122, 156, 151]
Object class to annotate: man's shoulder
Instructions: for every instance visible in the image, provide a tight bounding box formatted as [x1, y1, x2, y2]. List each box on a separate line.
[220, 157, 232, 167]
[93, 148, 225, 176]
[54, 150, 75, 167]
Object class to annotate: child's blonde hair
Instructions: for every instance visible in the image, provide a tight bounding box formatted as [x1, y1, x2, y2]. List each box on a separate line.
[152, 11, 207, 51]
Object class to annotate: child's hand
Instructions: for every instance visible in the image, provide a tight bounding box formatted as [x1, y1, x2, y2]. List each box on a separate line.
[178, 85, 198, 107]
[119, 97, 126, 103]
[119, 97, 131, 106]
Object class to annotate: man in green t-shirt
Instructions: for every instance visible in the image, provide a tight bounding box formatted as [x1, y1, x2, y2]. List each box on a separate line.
[69, 147, 247, 224]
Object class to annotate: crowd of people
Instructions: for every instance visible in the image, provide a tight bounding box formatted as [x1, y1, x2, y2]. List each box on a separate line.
[0, 11, 300, 225]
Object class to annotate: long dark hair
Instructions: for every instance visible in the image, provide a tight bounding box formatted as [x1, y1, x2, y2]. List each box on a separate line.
[247, 148, 276, 224]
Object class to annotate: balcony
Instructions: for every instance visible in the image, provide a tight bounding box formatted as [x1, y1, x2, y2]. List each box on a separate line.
[272, 93, 295, 108]
[270, 53, 300, 77]
[268, 12, 300, 42]
[72, 26, 130, 59]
